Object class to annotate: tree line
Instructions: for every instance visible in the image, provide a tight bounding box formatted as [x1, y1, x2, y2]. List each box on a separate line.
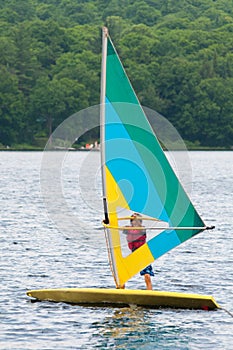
[0, 0, 233, 148]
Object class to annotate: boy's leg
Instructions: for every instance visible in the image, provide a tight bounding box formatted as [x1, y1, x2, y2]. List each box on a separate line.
[144, 274, 152, 290]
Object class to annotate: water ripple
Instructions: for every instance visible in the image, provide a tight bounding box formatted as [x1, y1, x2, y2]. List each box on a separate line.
[0, 151, 232, 349]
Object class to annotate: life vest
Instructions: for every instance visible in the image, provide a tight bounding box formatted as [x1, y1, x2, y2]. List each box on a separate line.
[126, 228, 146, 251]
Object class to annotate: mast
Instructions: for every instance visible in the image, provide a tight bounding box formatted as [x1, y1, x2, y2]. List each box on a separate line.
[100, 27, 109, 224]
[100, 27, 120, 287]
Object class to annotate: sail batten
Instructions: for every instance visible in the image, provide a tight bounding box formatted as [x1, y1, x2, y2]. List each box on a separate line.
[100, 28, 207, 287]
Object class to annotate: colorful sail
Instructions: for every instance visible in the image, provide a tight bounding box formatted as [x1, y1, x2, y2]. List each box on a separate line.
[100, 27, 208, 288]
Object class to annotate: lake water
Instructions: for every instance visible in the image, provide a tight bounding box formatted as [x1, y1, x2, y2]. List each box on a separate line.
[0, 151, 232, 349]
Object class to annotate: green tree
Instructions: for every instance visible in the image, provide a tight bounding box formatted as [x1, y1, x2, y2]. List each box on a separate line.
[0, 66, 25, 145]
[194, 78, 233, 146]
[0, 36, 17, 66]
[29, 75, 90, 138]
[29, 19, 70, 68]
[13, 23, 41, 96]
[126, 1, 161, 26]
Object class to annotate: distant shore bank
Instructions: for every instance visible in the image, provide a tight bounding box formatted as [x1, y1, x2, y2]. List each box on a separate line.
[0, 146, 232, 152]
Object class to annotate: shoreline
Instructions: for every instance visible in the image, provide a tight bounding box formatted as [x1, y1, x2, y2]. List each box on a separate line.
[0, 146, 232, 152]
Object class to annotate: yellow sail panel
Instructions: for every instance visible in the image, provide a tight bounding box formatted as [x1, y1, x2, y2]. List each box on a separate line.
[105, 166, 129, 212]
[105, 166, 154, 287]
[115, 243, 154, 287]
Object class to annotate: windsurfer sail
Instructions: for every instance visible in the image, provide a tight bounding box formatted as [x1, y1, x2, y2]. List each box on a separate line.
[100, 27, 214, 289]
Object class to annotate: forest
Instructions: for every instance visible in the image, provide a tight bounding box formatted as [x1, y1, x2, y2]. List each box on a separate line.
[0, 0, 233, 149]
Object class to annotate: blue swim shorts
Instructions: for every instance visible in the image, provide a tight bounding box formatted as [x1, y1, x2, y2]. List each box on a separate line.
[140, 265, 154, 276]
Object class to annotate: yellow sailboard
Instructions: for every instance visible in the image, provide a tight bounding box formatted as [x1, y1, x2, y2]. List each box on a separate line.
[27, 288, 219, 310]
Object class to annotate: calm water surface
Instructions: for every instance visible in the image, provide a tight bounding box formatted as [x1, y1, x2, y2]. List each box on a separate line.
[0, 151, 232, 349]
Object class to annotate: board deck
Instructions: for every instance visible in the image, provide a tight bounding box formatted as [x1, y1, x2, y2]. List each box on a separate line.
[26, 288, 219, 310]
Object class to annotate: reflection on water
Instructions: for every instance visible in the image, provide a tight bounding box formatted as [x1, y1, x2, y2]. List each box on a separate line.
[88, 306, 219, 349]
[90, 306, 153, 348]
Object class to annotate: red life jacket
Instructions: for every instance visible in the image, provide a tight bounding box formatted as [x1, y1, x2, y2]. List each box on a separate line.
[126, 228, 146, 251]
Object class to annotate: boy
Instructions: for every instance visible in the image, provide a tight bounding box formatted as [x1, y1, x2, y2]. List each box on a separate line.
[123, 213, 154, 290]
